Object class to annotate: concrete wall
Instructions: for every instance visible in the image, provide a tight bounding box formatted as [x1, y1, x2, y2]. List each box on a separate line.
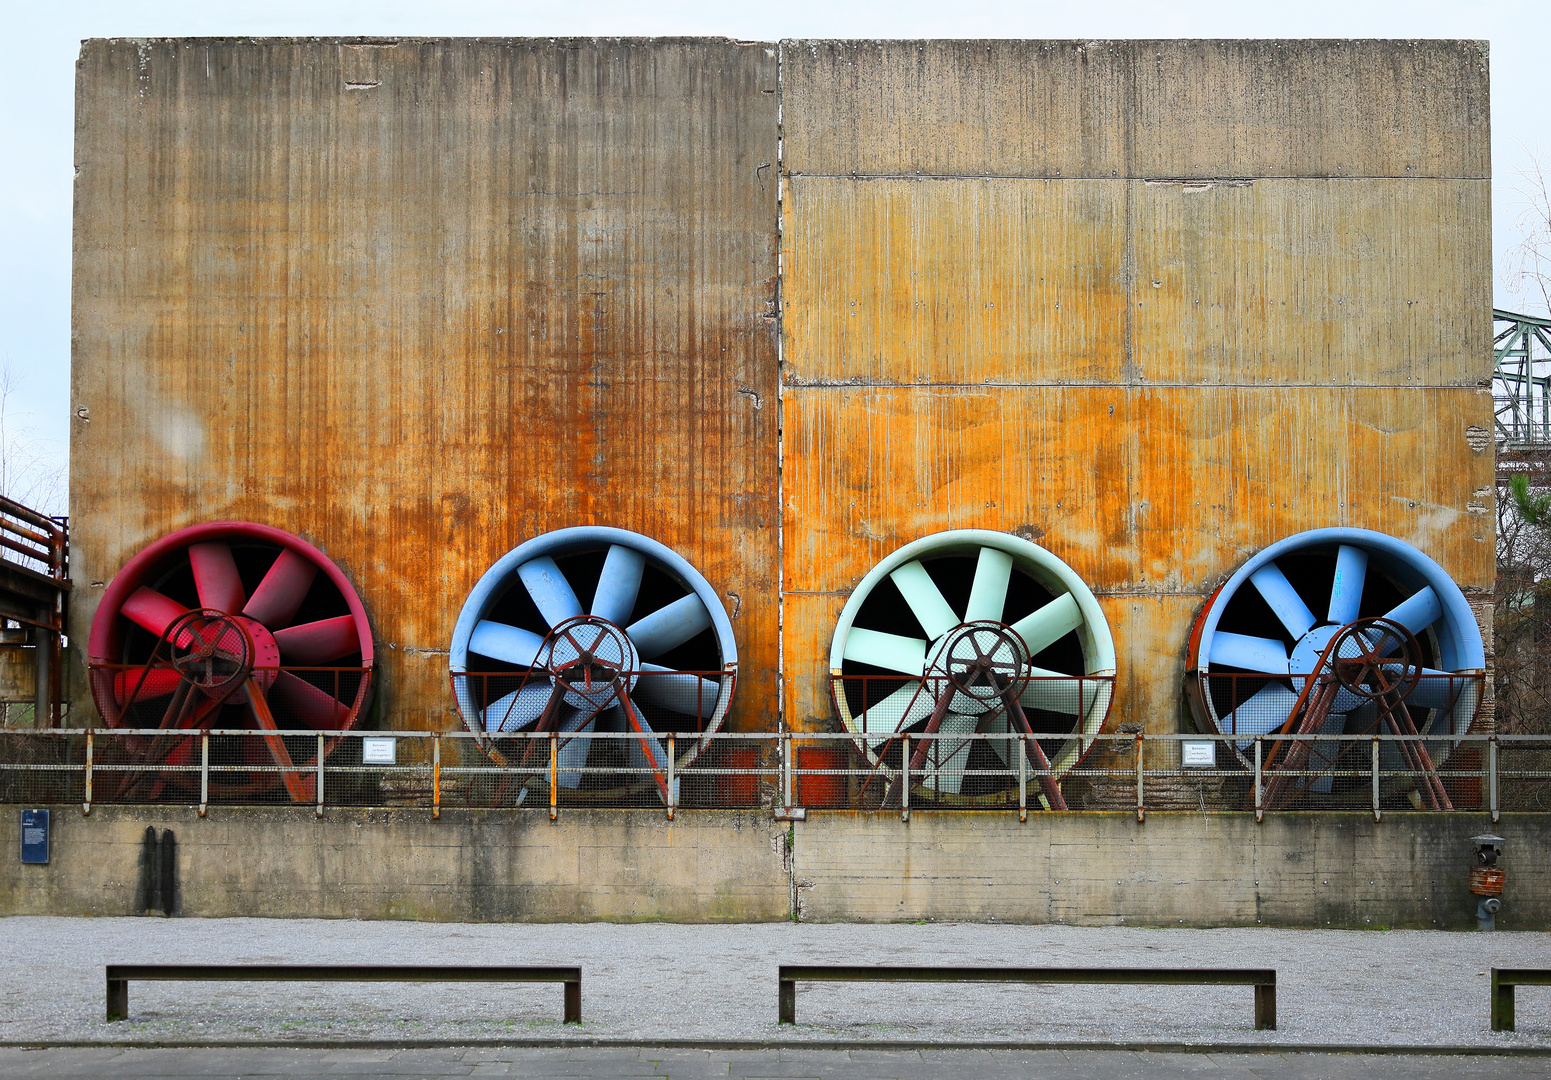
[3, 807, 1544, 930]
[70, 38, 781, 730]
[0, 806, 790, 921]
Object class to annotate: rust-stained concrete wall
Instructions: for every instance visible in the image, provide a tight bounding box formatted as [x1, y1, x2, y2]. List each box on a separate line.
[779, 40, 1494, 735]
[69, 38, 781, 730]
[4, 806, 1544, 929]
[70, 39, 1493, 739]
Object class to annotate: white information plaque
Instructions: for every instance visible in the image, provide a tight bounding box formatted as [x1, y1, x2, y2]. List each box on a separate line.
[361, 737, 397, 765]
[1180, 740, 1217, 767]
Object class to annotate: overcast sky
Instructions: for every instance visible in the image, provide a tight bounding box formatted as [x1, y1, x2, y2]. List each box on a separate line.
[2, 0, 1546, 510]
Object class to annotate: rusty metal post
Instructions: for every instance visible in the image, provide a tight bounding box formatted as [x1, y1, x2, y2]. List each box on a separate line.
[83, 729, 93, 816]
[1253, 738, 1264, 823]
[563, 977, 582, 1024]
[1135, 733, 1145, 823]
[1371, 737, 1382, 822]
[666, 733, 676, 820]
[199, 731, 209, 817]
[1018, 734, 1027, 823]
[106, 973, 128, 1022]
[432, 732, 441, 820]
[1490, 738, 1499, 824]
[315, 733, 325, 817]
[900, 734, 910, 823]
[33, 626, 49, 729]
[549, 731, 558, 821]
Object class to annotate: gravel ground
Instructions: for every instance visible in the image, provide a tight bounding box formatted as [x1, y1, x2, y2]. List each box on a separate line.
[0, 918, 1547, 1049]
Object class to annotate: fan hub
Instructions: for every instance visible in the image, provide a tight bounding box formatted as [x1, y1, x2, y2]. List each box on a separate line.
[924, 621, 1030, 710]
[544, 615, 640, 710]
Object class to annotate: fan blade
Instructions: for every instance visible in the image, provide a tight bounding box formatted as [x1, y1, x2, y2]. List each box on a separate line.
[635, 665, 721, 718]
[981, 714, 1027, 769]
[268, 669, 352, 729]
[1308, 712, 1349, 794]
[1250, 562, 1316, 640]
[273, 616, 359, 665]
[591, 545, 646, 625]
[1009, 594, 1082, 656]
[889, 560, 960, 640]
[481, 682, 554, 733]
[112, 666, 183, 705]
[555, 711, 596, 789]
[1223, 681, 1300, 740]
[1328, 545, 1369, 625]
[841, 629, 928, 677]
[1209, 632, 1291, 675]
[1383, 587, 1442, 636]
[857, 680, 934, 744]
[964, 547, 1013, 623]
[469, 620, 544, 667]
[1018, 666, 1100, 716]
[242, 549, 318, 630]
[188, 541, 246, 614]
[626, 594, 712, 659]
[921, 712, 978, 796]
[121, 587, 191, 638]
[612, 701, 664, 772]
[517, 557, 584, 628]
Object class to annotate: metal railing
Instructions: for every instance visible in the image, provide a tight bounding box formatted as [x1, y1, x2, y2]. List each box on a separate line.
[0, 728, 1547, 819]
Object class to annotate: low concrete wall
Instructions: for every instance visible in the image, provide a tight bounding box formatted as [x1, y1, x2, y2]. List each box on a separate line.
[791, 811, 1550, 930]
[0, 807, 790, 922]
[1, 807, 1545, 928]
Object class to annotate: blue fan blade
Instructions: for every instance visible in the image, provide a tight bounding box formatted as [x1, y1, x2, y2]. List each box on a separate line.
[1225, 681, 1300, 743]
[626, 594, 712, 659]
[1308, 712, 1348, 794]
[469, 620, 544, 667]
[517, 556, 584, 628]
[1328, 545, 1368, 624]
[1209, 632, 1291, 675]
[635, 665, 721, 718]
[1383, 587, 1442, 636]
[556, 713, 595, 789]
[1250, 562, 1316, 639]
[482, 682, 553, 733]
[591, 544, 646, 625]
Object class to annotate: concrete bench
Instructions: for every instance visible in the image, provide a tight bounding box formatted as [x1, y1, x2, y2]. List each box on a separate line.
[777, 965, 1276, 1030]
[1492, 968, 1551, 1031]
[105, 964, 581, 1024]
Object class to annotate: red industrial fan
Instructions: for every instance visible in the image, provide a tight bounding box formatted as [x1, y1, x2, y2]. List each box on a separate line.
[87, 522, 374, 801]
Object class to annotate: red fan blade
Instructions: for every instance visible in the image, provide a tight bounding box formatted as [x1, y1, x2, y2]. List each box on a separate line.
[112, 666, 183, 705]
[121, 587, 191, 638]
[270, 669, 352, 729]
[273, 616, 360, 665]
[242, 549, 317, 629]
[189, 541, 246, 614]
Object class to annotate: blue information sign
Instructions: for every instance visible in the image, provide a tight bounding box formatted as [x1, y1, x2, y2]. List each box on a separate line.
[21, 809, 48, 865]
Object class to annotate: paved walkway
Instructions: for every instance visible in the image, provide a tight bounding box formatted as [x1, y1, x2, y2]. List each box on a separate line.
[2, 1046, 1551, 1079]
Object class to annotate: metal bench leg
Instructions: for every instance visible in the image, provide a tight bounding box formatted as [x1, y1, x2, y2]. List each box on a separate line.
[1492, 973, 1514, 1032]
[564, 979, 582, 1024]
[1254, 982, 1276, 1030]
[779, 979, 796, 1024]
[106, 977, 128, 1022]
